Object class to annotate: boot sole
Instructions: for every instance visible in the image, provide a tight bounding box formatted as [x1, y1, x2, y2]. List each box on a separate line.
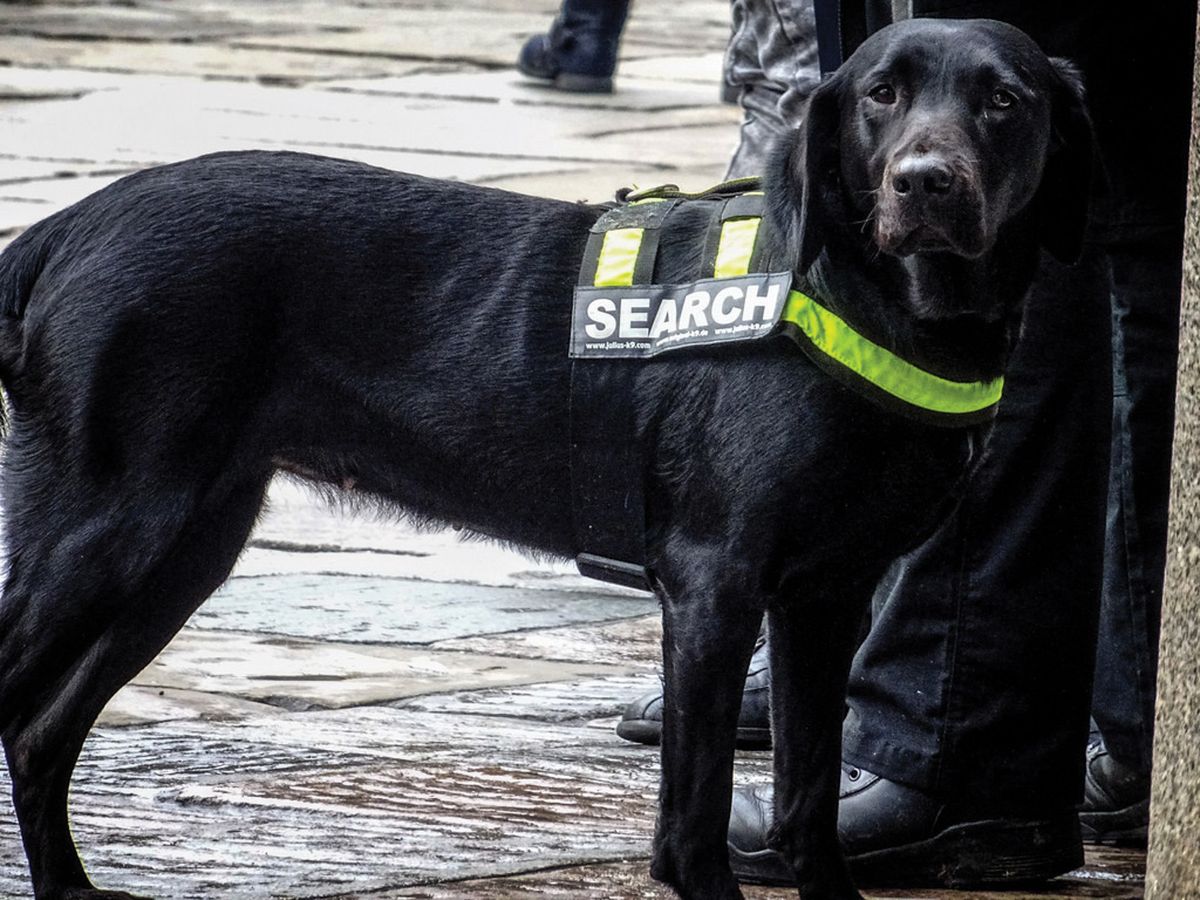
[1079, 798, 1149, 846]
[515, 63, 613, 94]
[616, 719, 771, 750]
[729, 815, 1083, 888]
[553, 73, 614, 93]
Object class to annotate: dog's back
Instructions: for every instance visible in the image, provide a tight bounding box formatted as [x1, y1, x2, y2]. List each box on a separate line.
[0, 151, 610, 552]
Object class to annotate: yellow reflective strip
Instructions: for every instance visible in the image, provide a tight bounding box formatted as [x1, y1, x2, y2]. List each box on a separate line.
[782, 290, 1004, 414]
[593, 227, 645, 287]
[713, 217, 761, 278]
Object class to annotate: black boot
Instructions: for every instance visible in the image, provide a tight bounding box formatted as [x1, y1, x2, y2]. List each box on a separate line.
[727, 768, 1083, 888]
[1079, 735, 1150, 845]
[616, 630, 772, 749]
[517, 0, 631, 94]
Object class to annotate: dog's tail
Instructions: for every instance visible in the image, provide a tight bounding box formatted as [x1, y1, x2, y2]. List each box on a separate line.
[0, 217, 69, 406]
[0, 218, 66, 439]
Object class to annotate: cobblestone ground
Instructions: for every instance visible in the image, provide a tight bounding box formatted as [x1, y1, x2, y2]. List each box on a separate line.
[0, 2, 1145, 897]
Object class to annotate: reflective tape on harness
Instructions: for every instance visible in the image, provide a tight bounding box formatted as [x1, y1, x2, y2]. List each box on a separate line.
[593, 228, 644, 287]
[713, 217, 762, 278]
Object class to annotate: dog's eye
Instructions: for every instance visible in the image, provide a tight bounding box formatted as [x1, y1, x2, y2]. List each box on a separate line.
[868, 84, 897, 105]
[988, 89, 1016, 110]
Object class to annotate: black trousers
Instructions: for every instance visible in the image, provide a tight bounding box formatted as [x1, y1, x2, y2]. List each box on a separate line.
[844, 250, 1113, 810]
[840, 1, 1194, 806]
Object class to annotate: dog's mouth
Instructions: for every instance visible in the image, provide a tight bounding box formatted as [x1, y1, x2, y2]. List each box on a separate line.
[890, 225, 956, 256]
[876, 221, 986, 260]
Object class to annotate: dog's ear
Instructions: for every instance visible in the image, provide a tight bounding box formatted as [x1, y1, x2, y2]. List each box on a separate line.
[1034, 58, 1094, 264]
[768, 74, 844, 274]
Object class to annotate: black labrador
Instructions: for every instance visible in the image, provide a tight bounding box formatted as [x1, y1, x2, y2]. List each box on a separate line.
[0, 17, 1089, 900]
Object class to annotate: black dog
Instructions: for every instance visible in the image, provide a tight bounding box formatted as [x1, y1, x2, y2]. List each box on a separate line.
[0, 18, 1088, 900]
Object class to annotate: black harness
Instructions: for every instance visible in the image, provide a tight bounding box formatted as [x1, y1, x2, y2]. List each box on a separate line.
[569, 181, 769, 590]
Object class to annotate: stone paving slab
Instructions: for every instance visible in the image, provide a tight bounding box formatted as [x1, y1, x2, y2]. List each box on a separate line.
[394, 673, 658, 724]
[99, 685, 288, 728]
[320, 70, 721, 112]
[474, 161, 731, 204]
[620, 51, 730, 85]
[0, 169, 135, 207]
[0, 75, 736, 233]
[228, 10, 549, 68]
[3, 704, 765, 899]
[0, 35, 452, 83]
[243, 480, 640, 595]
[359, 851, 1146, 899]
[129, 627, 628, 710]
[235, 541, 621, 595]
[0, 65, 136, 96]
[0, 158, 132, 183]
[433, 613, 663, 669]
[0, 3, 289, 43]
[194, 573, 657, 644]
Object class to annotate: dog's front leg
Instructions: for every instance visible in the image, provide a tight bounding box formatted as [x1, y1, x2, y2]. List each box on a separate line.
[765, 574, 880, 900]
[649, 574, 763, 900]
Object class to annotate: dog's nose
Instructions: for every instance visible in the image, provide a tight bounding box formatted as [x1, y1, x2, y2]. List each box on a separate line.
[891, 156, 955, 197]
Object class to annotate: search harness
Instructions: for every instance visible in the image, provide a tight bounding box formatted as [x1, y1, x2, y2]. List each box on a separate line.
[568, 178, 1003, 589]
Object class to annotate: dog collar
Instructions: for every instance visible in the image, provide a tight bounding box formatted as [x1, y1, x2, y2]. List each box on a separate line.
[571, 180, 1003, 427]
[779, 289, 1004, 426]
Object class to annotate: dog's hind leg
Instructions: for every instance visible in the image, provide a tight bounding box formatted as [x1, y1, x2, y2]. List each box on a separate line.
[0, 462, 270, 900]
[764, 576, 878, 900]
[649, 563, 763, 900]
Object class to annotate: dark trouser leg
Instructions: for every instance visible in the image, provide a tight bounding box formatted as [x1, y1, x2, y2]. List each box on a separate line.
[843, 250, 1113, 810]
[723, 0, 818, 180]
[1093, 232, 1184, 773]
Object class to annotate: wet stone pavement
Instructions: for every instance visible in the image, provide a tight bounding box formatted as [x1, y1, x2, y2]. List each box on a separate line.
[0, 1, 1146, 897]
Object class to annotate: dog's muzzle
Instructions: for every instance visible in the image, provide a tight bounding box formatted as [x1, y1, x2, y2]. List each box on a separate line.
[876, 149, 986, 259]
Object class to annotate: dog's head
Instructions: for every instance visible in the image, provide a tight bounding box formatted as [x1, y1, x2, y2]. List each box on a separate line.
[770, 18, 1093, 320]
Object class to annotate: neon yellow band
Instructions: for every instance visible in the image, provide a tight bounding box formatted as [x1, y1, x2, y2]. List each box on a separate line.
[782, 289, 1004, 415]
[593, 227, 644, 287]
[713, 217, 761, 278]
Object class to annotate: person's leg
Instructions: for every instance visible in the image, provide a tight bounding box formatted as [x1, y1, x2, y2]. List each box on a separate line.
[730, 242, 1114, 888]
[723, 0, 818, 179]
[843, 250, 1113, 806]
[729, 6, 1115, 885]
[516, 0, 631, 94]
[1083, 230, 1185, 842]
[728, 0, 1194, 867]
[1076, 0, 1195, 842]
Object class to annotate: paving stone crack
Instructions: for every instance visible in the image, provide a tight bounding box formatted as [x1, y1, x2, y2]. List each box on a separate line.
[584, 119, 741, 139]
[0, 166, 142, 187]
[248, 137, 677, 170]
[0, 30, 264, 44]
[227, 41, 511, 70]
[246, 538, 430, 557]
[306, 853, 653, 896]
[318, 84, 708, 114]
[0, 152, 166, 167]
